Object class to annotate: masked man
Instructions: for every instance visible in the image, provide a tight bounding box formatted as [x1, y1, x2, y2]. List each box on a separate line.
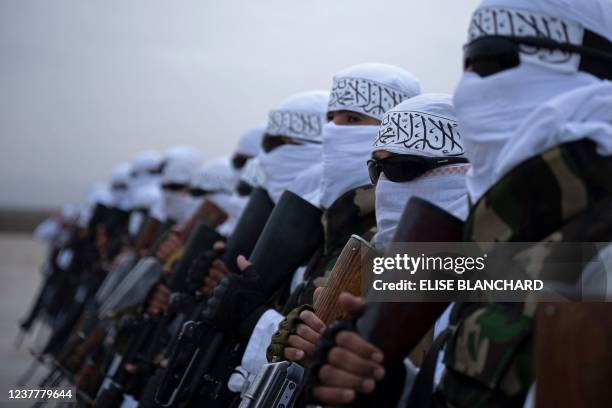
[231, 63, 422, 393]
[310, 1, 612, 406]
[277, 94, 469, 406]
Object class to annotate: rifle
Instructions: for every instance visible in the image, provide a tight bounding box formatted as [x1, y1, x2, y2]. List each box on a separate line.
[136, 188, 276, 408]
[535, 303, 612, 408]
[350, 196, 464, 407]
[94, 221, 223, 407]
[239, 234, 377, 408]
[17, 246, 65, 340]
[49, 221, 174, 390]
[155, 190, 323, 408]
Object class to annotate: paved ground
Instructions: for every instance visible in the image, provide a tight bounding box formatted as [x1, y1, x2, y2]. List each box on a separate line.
[0, 233, 51, 406]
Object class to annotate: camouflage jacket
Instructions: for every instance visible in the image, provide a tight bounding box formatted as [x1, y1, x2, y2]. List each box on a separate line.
[434, 140, 612, 408]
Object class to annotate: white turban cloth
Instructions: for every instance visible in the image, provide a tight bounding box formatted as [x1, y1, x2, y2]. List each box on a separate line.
[327, 63, 421, 121]
[130, 150, 163, 188]
[259, 90, 329, 202]
[158, 147, 202, 224]
[128, 151, 165, 230]
[110, 163, 133, 210]
[318, 63, 422, 208]
[239, 157, 266, 189]
[265, 90, 329, 144]
[191, 158, 246, 236]
[234, 124, 266, 157]
[371, 94, 470, 249]
[374, 93, 466, 158]
[454, 0, 612, 202]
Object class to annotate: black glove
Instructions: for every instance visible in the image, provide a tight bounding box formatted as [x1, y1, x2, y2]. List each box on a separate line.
[184, 249, 216, 293]
[201, 265, 269, 340]
[305, 318, 356, 404]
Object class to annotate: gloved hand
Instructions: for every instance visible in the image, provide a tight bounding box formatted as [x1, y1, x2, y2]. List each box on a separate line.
[267, 304, 315, 362]
[307, 293, 385, 406]
[201, 258, 269, 340]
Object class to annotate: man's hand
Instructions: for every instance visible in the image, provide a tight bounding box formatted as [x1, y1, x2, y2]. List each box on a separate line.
[147, 284, 171, 315]
[202, 255, 267, 339]
[155, 230, 183, 261]
[199, 241, 231, 297]
[201, 259, 230, 297]
[283, 287, 325, 365]
[311, 293, 385, 405]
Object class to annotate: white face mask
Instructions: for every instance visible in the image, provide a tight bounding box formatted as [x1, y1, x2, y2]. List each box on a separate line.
[372, 172, 469, 250]
[453, 64, 595, 202]
[128, 211, 146, 237]
[258, 142, 322, 203]
[164, 191, 197, 225]
[209, 192, 249, 237]
[319, 122, 378, 208]
[288, 163, 324, 207]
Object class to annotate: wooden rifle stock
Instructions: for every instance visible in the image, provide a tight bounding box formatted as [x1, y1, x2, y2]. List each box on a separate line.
[181, 200, 228, 240]
[535, 303, 612, 408]
[354, 197, 464, 407]
[313, 235, 377, 325]
[135, 216, 162, 252]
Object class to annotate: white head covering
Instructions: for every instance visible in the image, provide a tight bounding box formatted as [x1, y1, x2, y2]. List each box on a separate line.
[159, 147, 202, 224]
[234, 124, 266, 157]
[111, 162, 132, 187]
[131, 150, 163, 179]
[190, 157, 237, 194]
[265, 90, 329, 144]
[161, 148, 201, 186]
[110, 163, 132, 210]
[371, 94, 470, 249]
[454, 0, 612, 202]
[260, 90, 329, 203]
[288, 163, 324, 206]
[191, 158, 247, 237]
[374, 93, 466, 158]
[165, 145, 202, 165]
[127, 151, 165, 223]
[239, 157, 267, 189]
[319, 64, 422, 209]
[213, 193, 250, 237]
[327, 63, 421, 121]
[127, 183, 163, 236]
[76, 182, 115, 227]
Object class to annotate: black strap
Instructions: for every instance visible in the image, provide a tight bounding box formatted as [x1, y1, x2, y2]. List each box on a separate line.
[580, 29, 612, 80]
[404, 328, 452, 408]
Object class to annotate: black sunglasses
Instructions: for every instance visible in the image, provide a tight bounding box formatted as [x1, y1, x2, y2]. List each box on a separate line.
[162, 183, 187, 192]
[111, 182, 128, 191]
[236, 180, 253, 196]
[261, 135, 290, 153]
[367, 154, 468, 184]
[464, 35, 612, 78]
[189, 188, 210, 197]
[231, 154, 250, 169]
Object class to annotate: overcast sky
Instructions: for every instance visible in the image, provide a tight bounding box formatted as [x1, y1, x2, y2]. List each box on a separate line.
[0, 0, 480, 209]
